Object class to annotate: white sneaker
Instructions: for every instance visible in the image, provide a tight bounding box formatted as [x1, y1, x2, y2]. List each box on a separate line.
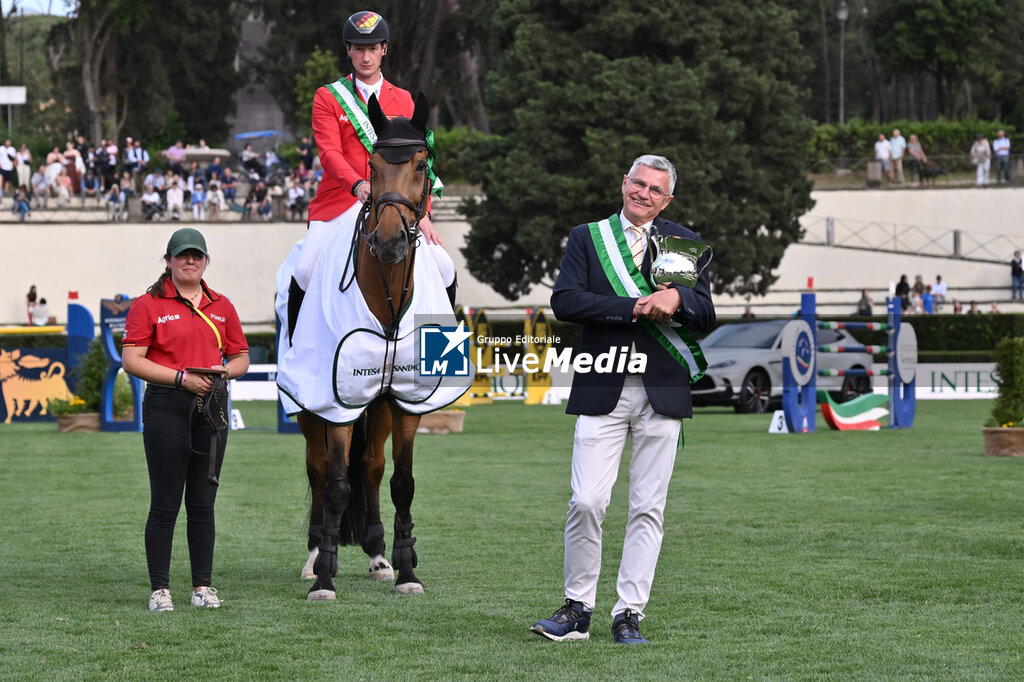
[148, 588, 174, 612]
[191, 586, 222, 608]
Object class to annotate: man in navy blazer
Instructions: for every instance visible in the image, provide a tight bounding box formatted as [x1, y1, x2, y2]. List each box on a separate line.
[531, 155, 716, 645]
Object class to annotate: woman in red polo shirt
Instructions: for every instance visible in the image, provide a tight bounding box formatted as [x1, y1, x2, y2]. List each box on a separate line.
[123, 227, 249, 612]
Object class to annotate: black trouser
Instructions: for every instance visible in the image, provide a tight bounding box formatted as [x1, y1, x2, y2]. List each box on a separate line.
[142, 385, 226, 591]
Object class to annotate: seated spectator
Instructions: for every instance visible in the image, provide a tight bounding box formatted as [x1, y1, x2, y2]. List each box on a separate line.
[856, 289, 873, 316]
[206, 156, 224, 183]
[55, 169, 72, 206]
[186, 160, 204, 202]
[967, 300, 981, 314]
[991, 302, 1001, 314]
[165, 180, 185, 220]
[81, 170, 101, 204]
[30, 164, 51, 208]
[119, 170, 137, 198]
[220, 167, 238, 205]
[140, 183, 164, 221]
[241, 143, 261, 179]
[191, 181, 207, 221]
[206, 181, 225, 220]
[33, 297, 52, 325]
[106, 183, 126, 221]
[143, 168, 165, 194]
[286, 181, 307, 220]
[12, 184, 30, 221]
[952, 299, 964, 315]
[246, 180, 272, 220]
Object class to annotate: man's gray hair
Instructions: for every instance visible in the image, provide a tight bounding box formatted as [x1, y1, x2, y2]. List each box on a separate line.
[628, 155, 676, 195]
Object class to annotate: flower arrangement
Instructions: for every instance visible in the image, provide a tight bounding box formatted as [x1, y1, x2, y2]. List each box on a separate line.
[50, 339, 134, 419]
[985, 336, 1024, 428]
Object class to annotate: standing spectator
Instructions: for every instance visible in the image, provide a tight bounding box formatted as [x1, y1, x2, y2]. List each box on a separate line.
[993, 130, 1011, 184]
[907, 134, 928, 187]
[874, 133, 893, 183]
[895, 274, 911, 311]
[1012, 250, 1024, 301]
[991, 302, 1001, 314]
[141, 184, 164, 221]
[220, 168, 238, 206]
[121, 227, 249, 612]
[123, 136, 139, 175]
[890, 128, 906, 184]
[15, 143, 32, 190]
[952, 299, 964, 315]
[26, 285, 37, 325]
[106, 183, 126, 221]
[166, 179, 185, 221]
[0, 138, 16, 196]
[30, 164, 51, 208]
[296, 135, 314, 174]
[12, 184, 30, 221]
[103, 139, 119, 189]
[44, 146, 63, 186]
[64, 142, 83, 195]
[971, 133, 992, 186]
[967, 301, 981, 314]
[132, 139, 150, 186]
[191, 182, 207, 221]
[740, 306, 755, 319]
[857, 289, 873, 316]
[931, 275, 947, 310]
[83, 144, 99, 178]
[530, 154, 715, 645]
[165, 140, 187, 176]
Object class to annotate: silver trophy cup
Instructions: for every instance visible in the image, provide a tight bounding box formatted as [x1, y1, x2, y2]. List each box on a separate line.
[649, 235, 713, 288]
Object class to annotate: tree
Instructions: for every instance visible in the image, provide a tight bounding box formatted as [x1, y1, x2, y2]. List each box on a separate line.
[460, 0, 815, 300]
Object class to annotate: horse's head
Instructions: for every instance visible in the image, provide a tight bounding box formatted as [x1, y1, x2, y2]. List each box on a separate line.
[364, 91, 430, 264]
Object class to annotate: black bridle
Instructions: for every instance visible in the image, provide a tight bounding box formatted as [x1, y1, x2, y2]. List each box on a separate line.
[341, 143, 432, 345]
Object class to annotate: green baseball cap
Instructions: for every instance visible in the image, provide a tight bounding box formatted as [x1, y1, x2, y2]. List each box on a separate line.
[166, 227, 209, 257]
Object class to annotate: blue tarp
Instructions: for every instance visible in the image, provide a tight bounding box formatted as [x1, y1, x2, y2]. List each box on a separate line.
[233, 130, 284, 139]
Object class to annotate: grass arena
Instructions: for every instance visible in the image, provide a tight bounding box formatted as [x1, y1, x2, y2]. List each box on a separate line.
[3, 398, 1023, 679]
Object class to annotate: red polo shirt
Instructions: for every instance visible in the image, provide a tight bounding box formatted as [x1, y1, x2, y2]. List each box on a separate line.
[123, 278, 248, 371]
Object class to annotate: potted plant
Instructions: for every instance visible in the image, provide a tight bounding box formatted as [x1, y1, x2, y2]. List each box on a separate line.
[983, 336, 1024, 456]
[51, 339, 134, 433]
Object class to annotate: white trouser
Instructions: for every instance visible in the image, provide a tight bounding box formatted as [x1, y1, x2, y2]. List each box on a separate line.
[293, 204, 454, 291]
[976, 159, 991, 185]
[564, 375, 681, 621]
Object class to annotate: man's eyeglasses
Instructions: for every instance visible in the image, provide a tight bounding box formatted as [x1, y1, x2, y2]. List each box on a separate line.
[626, 177, 668, 199]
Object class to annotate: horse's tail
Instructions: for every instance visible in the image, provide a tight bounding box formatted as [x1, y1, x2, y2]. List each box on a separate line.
[337, 413, 369, 546]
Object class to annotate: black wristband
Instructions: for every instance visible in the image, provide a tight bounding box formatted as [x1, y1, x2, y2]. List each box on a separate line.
[174, 370, 182, 388]
[352, 179, 367, 197]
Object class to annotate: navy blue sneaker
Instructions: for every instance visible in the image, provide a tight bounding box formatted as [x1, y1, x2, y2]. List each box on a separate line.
[530, 598, 591, 641]
[612, 610, 649, 644]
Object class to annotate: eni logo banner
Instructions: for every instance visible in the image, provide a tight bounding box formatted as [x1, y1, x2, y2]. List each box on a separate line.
[0, 348, 72, 423]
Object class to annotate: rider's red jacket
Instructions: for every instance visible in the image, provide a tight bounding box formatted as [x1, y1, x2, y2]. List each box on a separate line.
[308, 75, 414, 222]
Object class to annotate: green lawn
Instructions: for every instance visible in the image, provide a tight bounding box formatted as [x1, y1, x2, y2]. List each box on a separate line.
[1, 399, 1021, 680]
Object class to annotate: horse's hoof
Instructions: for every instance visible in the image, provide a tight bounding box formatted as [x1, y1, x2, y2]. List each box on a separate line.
[307, 588, 336, 601]
[301, 548, 319, 580]
[394, 582, 424, 595]
[369, 555, 394, 582]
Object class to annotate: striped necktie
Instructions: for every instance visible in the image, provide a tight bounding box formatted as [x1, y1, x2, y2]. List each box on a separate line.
[626, 225, 647, 267]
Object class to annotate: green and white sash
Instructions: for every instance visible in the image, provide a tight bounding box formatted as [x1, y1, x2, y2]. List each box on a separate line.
[324, 77, 444, 197]
[588, 214, 707, 383]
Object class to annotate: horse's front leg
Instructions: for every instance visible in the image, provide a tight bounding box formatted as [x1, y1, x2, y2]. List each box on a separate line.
[298, 412, 327, 580]
[363, 401, 394, 582]
[390, 405, 423, 594]
[309, 422, 355, 601]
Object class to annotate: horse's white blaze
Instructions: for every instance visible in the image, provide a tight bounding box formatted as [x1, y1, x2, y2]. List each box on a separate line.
[301, 548, 319, 580]
[368, 554, 394, 582]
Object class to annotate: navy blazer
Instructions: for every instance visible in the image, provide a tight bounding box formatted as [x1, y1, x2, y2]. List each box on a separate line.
[550, 216, 716, 418]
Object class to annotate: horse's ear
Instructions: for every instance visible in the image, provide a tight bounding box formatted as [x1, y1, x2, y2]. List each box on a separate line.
[412, 92, 429, 135]
[367, 94, 389, 137]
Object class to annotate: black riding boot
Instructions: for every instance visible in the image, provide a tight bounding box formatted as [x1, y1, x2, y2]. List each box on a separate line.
[445, 273, 458, 311]
[287, 276, 305, 345]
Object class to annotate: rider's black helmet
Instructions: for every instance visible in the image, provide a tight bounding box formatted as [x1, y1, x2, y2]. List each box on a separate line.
[343, 11, 390, 45]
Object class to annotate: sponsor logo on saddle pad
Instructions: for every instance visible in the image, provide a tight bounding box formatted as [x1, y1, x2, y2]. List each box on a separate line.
[419, 322, 473, 377]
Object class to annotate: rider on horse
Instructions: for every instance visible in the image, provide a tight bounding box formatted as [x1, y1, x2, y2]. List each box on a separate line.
[287, 10, 455, 342]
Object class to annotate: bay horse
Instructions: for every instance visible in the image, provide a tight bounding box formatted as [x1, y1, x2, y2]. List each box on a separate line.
[299, 92, 435, 599]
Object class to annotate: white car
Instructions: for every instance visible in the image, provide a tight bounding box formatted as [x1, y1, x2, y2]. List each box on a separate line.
[692, 319, 874, 413]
